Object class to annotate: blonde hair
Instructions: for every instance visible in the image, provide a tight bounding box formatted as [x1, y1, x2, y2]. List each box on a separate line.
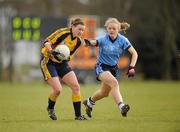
[70, 18, 84, 27]
[104, 18, 130, 32]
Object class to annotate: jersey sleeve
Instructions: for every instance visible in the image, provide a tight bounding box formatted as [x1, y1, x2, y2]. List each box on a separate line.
[96, 36, 104, 46]
[122, 36, 132, 51]
[44, 28, 69, 45]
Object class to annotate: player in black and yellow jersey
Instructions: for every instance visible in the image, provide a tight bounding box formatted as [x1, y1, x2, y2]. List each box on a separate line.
[40, 18, 88, 120]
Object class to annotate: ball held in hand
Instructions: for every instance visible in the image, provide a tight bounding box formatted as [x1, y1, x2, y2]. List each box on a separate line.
[54, 44, 70, 61]
[127, 66, 135, 77]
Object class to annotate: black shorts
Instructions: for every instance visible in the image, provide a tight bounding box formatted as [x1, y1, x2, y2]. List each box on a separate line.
[95, 63, 118, 81]
[40, 57, 72, 81]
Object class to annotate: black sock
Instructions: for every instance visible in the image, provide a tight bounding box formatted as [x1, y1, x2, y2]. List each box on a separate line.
[73, 101, 81, 117]
[48, 98, 56, 109]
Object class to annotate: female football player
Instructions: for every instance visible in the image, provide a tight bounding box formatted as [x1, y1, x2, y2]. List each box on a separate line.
[83, 18, 138, 118]
[40, 18, 87, 120]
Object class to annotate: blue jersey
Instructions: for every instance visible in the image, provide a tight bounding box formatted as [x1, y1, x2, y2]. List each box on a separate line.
[96, 33, 131, 66]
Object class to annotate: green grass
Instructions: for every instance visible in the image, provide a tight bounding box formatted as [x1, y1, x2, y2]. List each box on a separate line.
[0, 81, 180, 132]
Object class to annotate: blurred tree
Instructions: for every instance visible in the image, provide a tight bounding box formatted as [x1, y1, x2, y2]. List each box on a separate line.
[161, 0, 180, 79]
[129, 0, 180, 80]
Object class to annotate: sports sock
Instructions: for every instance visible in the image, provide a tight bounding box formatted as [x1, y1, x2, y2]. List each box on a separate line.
[118, 102, 125, 111]
[48, 94, 58, 109]
[48, 99, 56, 109]
[72, 95, 81, 117]
[87, 97, 95, 108]
[73, 102, 81, 117]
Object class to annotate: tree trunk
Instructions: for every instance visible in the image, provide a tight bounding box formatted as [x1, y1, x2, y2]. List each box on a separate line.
[161, 0, 177, 79]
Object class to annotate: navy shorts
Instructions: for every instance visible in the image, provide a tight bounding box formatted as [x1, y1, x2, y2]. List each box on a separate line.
[40, 57, 72, 81]
[95, 63, 118, 81]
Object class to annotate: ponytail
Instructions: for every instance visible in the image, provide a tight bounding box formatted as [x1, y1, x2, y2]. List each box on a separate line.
[120, 22, 130, 32]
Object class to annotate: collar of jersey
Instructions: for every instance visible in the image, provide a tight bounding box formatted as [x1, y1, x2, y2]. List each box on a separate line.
[108, 35, 118, 43]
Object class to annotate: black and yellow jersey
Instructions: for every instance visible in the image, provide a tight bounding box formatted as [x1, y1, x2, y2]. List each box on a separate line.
[41, 28, 83, 63]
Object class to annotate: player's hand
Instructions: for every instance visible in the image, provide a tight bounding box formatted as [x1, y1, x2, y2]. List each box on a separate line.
[49, 50, 59, 56]
[49, 50, 62, 61]
[127, 66, 135, 78]
[84, 39, 91, 46]
[66, 56, 70, 61]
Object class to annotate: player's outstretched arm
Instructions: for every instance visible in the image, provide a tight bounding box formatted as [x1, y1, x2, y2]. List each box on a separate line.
[82, 39, 97, 46]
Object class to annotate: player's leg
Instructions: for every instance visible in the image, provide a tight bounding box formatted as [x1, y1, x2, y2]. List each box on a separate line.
[40, 57, 62, 120]
[91, 82, 111, 101]
[46, 77, 62, 120]
[83, 82, 111, 118]
[84, 71, 120, 118]
[99, 71, 130, 117]
[62, 71, 87, 120]
[47, 77, 62, 110]
[99, 71, 123, 103]
[85, 71, 129, 117]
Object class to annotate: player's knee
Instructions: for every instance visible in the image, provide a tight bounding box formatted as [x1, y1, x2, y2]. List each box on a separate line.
[71, 83, 80, 94]
[56, 90, 61, 96]
[109, 79, 119, 89]
[53, 87, 61, 96]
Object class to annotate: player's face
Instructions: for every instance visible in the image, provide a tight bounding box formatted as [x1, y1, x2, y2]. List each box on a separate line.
[107, 23, 119, 39]
[72, 24, 85, 38]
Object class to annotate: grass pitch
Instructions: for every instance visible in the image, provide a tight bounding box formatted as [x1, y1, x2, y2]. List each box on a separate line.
[0, 81, 180, 132]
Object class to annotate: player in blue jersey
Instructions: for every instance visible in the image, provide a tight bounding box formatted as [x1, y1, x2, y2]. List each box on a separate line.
[83, 18, 138, 118]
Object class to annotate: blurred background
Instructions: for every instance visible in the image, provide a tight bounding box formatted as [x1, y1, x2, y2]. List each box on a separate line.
[0, 0, 180, 83]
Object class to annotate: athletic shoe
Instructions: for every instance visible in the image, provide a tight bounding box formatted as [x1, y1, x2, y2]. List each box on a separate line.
[121, 104, 130, 117]
[75, 115, 87, 120]
[47, 107, 57, 120]
[83, 99, 92, 118]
